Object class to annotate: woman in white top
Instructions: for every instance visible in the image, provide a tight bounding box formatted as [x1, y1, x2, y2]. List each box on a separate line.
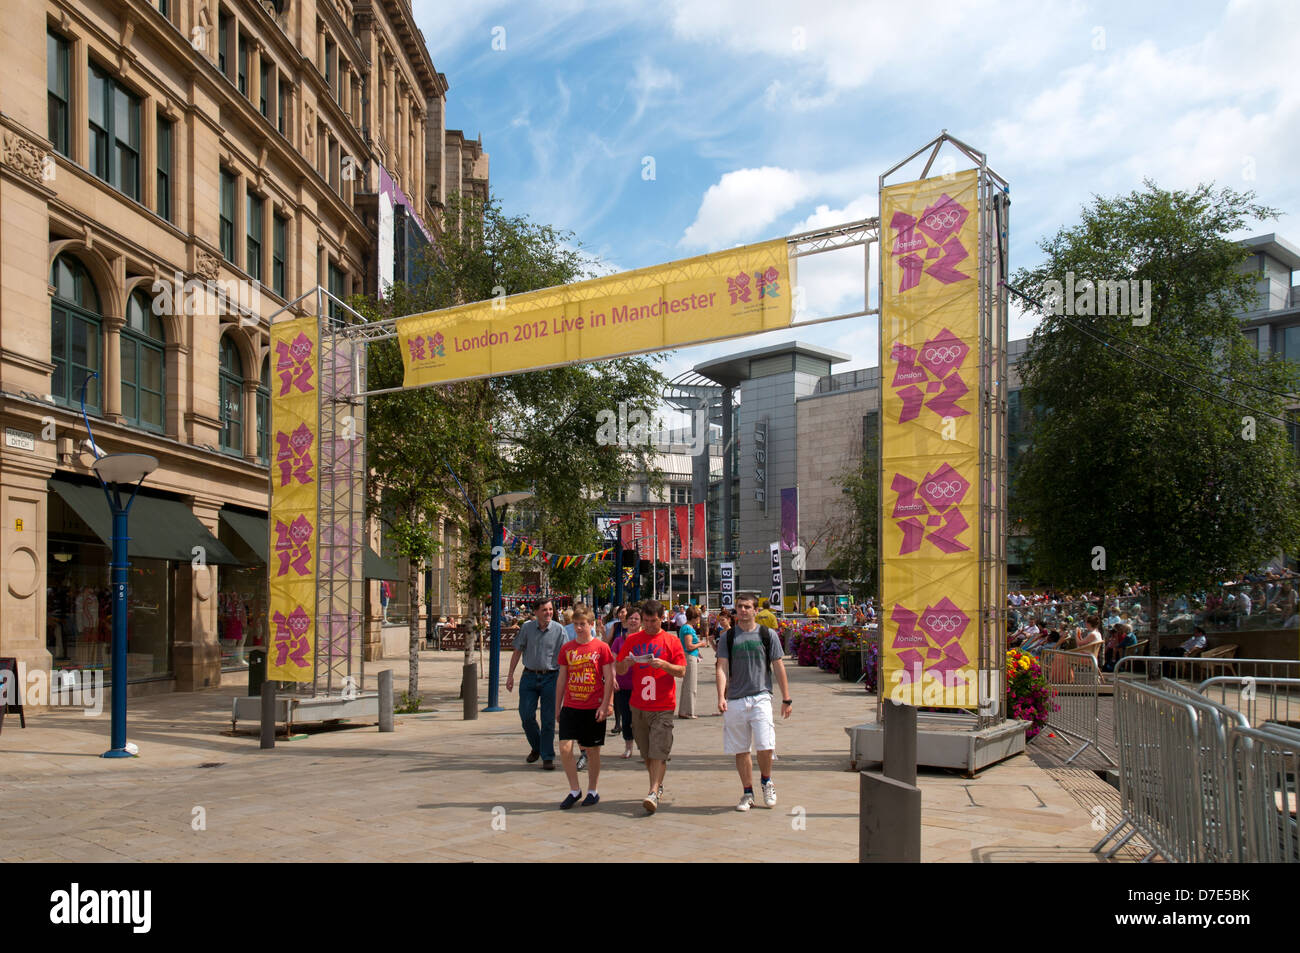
[1075, 615, 1104, 662]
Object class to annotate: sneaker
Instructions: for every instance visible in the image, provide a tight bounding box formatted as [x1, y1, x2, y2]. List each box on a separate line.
[762, 779, 777, 808]
[560, 793, 581, 810]
[526, 750, 540, 764]
[642, 791, 660, 814]
[658, 785, 664, 799]
[576, 752, 588, 772]
[581, 792, 600, 807]
[736, 791, 755, 812]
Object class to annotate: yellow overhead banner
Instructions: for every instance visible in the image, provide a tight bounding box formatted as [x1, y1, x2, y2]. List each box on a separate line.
[268, 316, 320, 683]
[879, 169, 981, 707]
[396, 239, 793, 386]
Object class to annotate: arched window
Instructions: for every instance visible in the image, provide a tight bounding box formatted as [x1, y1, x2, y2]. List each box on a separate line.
[122, 290, 166, 431]
[256, 356, 270, 463]
[219, 335, 244, 455]
[50, 254, 103, 411]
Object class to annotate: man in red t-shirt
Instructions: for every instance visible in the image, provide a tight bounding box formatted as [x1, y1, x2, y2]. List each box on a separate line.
[555, 606, 615, 809]
[615, 599, 686, 814]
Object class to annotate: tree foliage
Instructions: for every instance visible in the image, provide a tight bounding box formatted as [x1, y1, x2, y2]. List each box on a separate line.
[825, 455, 879, 597]
[1012, 182, 1300, 621]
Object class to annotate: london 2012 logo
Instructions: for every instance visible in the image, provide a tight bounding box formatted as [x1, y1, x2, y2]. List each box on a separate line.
[889, 463, 970, 554]
[888, 193, 971, 293]
[888, 327, 970, 423]
[889, 597, 972, 684]
[406, 331, 446, 360]
[726, 267, 781, 305]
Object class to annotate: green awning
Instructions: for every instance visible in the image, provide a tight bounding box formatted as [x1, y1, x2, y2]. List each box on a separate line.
[220, 509, 269, 564]
[49, 479, 243, 565]
[219, 508, 400, 579]
[364, 547, 400, 581]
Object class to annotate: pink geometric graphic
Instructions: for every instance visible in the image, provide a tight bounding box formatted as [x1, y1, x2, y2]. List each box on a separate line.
[274, 333, 315, 396]
[271, 605, 312, 668]
[275, 424, 315, 487]
[889, 597, 973, 684]
[886, 326, 972, 426]
[888, 464, 971, 555]
[274, 514, 314, 577]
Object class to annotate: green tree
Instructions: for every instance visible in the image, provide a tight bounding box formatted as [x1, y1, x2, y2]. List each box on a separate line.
[826, 456, 879, 598]
[1012, 182, 1300, 633]
[362, 193, 664, 701]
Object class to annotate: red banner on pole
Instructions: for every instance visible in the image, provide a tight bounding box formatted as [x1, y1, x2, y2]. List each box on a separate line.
[655, 509, 671, 563]
[637, 512, 653, 561]
[692, 502, 706, 559]
[673, 505, 691, 559]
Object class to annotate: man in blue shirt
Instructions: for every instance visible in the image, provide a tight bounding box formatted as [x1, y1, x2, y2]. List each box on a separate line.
[506, 599, 567, 770]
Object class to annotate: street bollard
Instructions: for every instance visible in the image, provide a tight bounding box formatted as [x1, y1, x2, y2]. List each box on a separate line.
[462, 662, 478, 720]
[378, 669, 394, 732]
[859, 771, 921, 862]
[882, 702, 918, 785]
[260, 680, 275, 750]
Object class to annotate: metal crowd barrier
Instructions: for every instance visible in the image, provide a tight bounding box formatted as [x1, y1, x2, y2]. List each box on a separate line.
[1095, 676, 1298, 862]
[1115, 655, 1300, 684]
[1230, 724, 1300, 862]
[1039, 648, 1114, 765]
[1195, 676, 1300, 731]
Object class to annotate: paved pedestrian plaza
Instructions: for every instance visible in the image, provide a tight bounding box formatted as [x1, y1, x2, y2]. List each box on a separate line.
[1, 650, 1115, 862]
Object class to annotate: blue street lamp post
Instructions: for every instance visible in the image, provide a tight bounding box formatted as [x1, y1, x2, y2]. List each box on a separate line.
[486, 491, 531, 712]
[80, 373, 157, 758]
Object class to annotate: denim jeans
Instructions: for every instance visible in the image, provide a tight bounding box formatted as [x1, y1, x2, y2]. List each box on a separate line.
[614, 689, 634, 742]
[519, 670, 558, 760]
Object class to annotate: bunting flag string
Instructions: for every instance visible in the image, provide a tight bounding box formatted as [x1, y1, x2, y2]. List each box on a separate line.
[501, 528, 613, 567]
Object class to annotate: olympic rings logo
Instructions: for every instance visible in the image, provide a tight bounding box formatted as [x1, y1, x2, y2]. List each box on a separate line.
[925, 480, 963, 499]
[924, 345, 961, 363]
[924, 614, 963, 633]
[924, 210, 961, 230]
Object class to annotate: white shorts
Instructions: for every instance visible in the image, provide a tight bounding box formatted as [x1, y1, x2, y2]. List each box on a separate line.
[723, 694, 777, 755]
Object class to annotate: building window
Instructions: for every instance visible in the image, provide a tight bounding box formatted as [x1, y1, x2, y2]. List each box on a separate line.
[237, 33, 249, 97]
[324, 36, 334, 93]
[122, 291, 166, 432]
[272, 213, 287, 297]
[219, 335, 244, 455]
[1280, 325, 1300, 363]
[1244, 328, 1259, 352]
[613, 486, 628, 504]
[327, 262, 344, 319]
[277, 80, 289, 137]
[89, 64, 142, 200]
[220, 169, 236, 263]
[246, 192, 263, 281]
[257, 357, 270, 463]
[260, 60, 271, 118]
[50, 255, 103, 412]
[670, 485, 690, 504]
[156, 117, 172, 221]
[47, 31, 71, 158]
[158, 0, 170, 19]
[218, 9, 230, 76]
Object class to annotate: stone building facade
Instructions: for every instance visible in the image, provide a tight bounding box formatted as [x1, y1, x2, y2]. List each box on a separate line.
[0, 0, 485, 696]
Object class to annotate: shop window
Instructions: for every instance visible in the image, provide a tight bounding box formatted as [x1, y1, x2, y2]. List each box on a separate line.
[219, 335, 244, 454]
[122, 290, 166, 432]
[50, 254, 103, 412]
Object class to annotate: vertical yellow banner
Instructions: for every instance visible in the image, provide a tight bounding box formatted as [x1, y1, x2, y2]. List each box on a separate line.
[268, 316, 320, 682]
[880, 169, 981, 706]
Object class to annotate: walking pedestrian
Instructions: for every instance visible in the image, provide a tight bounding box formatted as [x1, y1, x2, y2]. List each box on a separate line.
[505, 598, 566, 770]
[717, 592, 791, 811]
[677, 605, 703, 718]
[555, 605, 615, 808]
[615, 599, 686, 813]
[609, 605, 642, 757]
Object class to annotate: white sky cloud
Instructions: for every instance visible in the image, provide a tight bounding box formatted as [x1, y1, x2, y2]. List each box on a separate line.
[679, 167, 818, 249]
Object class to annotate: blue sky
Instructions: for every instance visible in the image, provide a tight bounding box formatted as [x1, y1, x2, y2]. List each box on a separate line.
[412, 0, 1299, 388]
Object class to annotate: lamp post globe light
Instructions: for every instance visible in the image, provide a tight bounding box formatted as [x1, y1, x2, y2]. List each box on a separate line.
[485, 491, 531, 712]
[78, 372, 158, 758]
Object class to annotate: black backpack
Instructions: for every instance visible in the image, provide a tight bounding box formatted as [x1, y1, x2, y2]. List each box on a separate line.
[725, 625, 776, 669]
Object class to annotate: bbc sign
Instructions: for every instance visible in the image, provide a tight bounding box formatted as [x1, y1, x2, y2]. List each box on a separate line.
[769, 543, 782, 611]
[720, 562, 735, 610]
